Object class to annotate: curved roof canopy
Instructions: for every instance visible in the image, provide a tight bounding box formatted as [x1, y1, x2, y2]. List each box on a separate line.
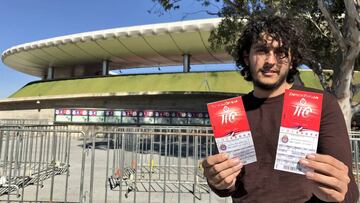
[2, 18, 232, 78]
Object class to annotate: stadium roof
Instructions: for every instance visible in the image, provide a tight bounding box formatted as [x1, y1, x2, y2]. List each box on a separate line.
[1, 18, 232, 78]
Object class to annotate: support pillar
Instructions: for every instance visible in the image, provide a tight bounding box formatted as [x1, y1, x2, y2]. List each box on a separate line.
[46, 66, 54, 80]
[102, 60, 109, 76]
[183, 54, 191, 72]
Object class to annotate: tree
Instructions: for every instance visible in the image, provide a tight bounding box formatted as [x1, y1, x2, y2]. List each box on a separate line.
[150, 0, 360, 129]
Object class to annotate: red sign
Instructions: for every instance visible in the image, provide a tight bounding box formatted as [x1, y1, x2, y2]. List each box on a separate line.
[88, 110, 99, 116]
[138, 111, 154, 117]
[122, 110, 138, 117]
[207, 96, 250, 138]
[154, 111, 170, 117]
[55, 109, 71, 115]
[72, 109, 88, 116]
[281, 89, 323, 131]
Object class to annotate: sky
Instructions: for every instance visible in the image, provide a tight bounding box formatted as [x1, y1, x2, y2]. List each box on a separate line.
[0, 0, 235, 99]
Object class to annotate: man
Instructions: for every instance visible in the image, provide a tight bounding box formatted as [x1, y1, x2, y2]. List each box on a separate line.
[202, 14, 359, 202]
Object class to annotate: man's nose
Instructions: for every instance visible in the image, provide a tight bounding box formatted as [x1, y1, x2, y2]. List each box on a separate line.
[266, 51, 277, 64]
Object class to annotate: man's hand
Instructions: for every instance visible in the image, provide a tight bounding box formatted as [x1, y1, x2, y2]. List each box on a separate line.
[202, 153, 243, 190]
[299, 154, 350, 202]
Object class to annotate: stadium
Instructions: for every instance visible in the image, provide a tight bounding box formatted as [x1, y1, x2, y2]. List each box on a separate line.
[0, 18, 352, 203]
[0, 18, 322, 125]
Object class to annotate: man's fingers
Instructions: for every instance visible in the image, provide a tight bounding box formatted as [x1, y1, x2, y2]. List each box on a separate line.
[299, 154, 350, 202]
[305, 171, 348, 193]
[211, 170, 241, 190]
[204, 158, 241, 178]
[314, 184, 346, 202]
[208, 162, 243, 185]
[300, 155, 350, 182]
[202, 153, 229, 168]
[306, 154, 348, 172]
[202, 154, 243, 191]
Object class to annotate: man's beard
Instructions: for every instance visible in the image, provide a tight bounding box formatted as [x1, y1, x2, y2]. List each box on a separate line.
[252, 69, 288, 90]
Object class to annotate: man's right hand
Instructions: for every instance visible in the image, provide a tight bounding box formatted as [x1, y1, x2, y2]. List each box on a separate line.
[202, 153, 243, 190]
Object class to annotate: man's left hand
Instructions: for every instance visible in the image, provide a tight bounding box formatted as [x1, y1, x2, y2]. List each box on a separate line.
[299, 154, 350, 202]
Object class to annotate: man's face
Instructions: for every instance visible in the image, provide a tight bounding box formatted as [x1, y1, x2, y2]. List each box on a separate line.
[244, 33, 292, 90]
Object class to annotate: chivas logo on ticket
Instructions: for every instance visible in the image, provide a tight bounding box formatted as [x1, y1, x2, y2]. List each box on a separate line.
[282, 89, 323, 131]
[207, 96, 250, 138]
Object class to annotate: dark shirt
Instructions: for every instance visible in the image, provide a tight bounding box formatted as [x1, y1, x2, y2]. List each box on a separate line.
[210, 86, 359, 203]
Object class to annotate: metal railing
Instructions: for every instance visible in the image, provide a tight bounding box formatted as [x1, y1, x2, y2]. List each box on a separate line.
[0, 124, 358, 202]
[350, 131, 360, 188]
[0, 128, 85, 203]
[80, 126, 222, 203]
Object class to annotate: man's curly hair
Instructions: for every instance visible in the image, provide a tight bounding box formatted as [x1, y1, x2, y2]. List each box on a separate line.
[234, 14, 309, 83]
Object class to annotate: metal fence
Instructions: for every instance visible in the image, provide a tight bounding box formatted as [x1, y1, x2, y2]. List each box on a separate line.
[350, 131, 360, 188]
[0, 126, 228, 203]
[82, 126, 218, 203]
[0, 124, 358, 203]
[0, 128, 85, 203]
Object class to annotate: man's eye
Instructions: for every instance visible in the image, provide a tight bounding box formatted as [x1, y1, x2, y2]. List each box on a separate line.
[256, 48, 268, 53]
[275, 50, 287, 59]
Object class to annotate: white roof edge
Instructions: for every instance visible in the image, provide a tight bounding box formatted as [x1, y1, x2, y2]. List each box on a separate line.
[2, 18, 222, 57]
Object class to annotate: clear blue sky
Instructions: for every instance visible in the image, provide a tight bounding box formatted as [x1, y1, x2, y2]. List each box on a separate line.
[0, 0, 234, 99]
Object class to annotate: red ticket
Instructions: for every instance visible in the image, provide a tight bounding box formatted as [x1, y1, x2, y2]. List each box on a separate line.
[274, 89, 323, 174]
[208, 96, 256, 164]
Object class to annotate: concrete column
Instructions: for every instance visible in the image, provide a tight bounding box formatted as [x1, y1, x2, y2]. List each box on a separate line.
[183, 54, 191, 72]
[47, 66, 54, 80]
[102, 60, 109, 76]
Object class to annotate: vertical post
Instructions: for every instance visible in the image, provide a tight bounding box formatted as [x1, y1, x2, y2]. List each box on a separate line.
[89, 132, 96, 203]
[193, 135, 198, 203]
[102, 60, 109, 76]
[162, 134, 168, 203]
[64, 132, 71, 203]
[177, 134, 182, 203]
[183, 54, 191, 72]
[354, 139, 359, 183]
[104, 133, 111, 203]
[35, 132, 44, 203]
[148, 133, 154, 203]
[50, 132, 58, 202]
[132, 132, 137, 203]
[47, 66, 54, 80]
[79, 132, 87, 203]
[21, 132, 30, 201]
[120, 133, 125, 203]
[209, 133, 213, 203]
[7, 131, 15, 202]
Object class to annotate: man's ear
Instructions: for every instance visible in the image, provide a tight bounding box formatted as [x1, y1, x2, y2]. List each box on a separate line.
[243, 51, 249, 66]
